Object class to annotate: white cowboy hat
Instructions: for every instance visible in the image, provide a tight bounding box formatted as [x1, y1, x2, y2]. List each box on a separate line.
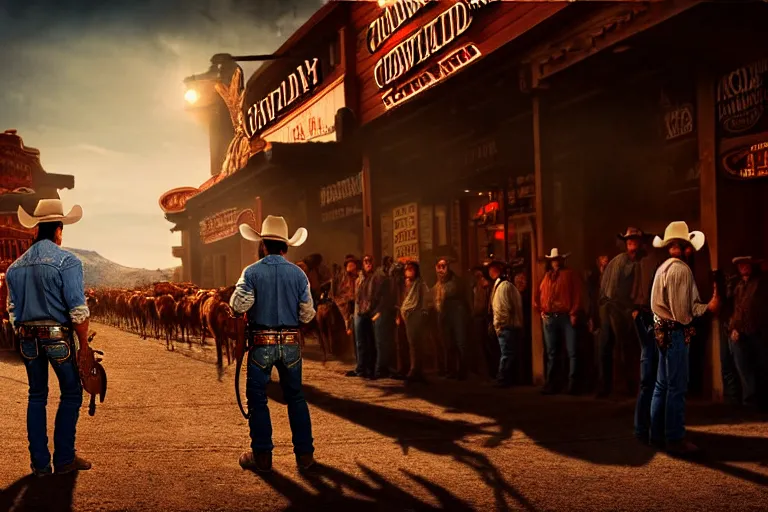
[653, 221, 705, 251]
[544, 248, 570, 259]
[732, 256, 763, 265]
[238, 215, 307, 247]
[17, 199, 83, 229]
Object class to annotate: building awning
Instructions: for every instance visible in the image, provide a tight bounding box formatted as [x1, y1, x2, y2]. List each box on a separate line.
[0, 189, 63, 216]
[185, 140, 360, 211]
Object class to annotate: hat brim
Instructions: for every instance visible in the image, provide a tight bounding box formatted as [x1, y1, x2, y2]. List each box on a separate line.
[652, 231, 705, 251]
[544, 253, 570, 259]
[238, 224, 308, 247]
[732, 256, 763, 265]
[617, 233, 644, 241]
[17, 204, 83, 229]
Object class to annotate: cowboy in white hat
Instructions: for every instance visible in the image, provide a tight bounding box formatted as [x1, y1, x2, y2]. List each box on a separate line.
[6, 199, 93, 476]
[229, 215, 317, 473]
[647, 221, 719, 456]
[596, 227, 648, 398]
[535, 248, 582, 395]
[725, 254, 766, 407]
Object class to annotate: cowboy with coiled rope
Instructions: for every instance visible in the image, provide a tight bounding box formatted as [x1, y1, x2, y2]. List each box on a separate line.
[230, 215, 317, 473]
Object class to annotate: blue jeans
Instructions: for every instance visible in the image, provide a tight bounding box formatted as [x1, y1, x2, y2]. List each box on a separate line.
[542, 313, 577, 385]
[650, 329, 689, 443]
[20, 337, 83, 471]
[354, 314, 376, 376]
[373, 309, 396, 376]
[246, 343, 314, 456]
[731, 332, 762, 405]
[439, 306, 469, 376]
[633, 311, 658, 439]
[496, 327, 518, 384]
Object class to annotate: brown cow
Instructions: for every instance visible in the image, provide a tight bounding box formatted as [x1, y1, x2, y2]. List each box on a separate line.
[202, 286, 236, 366]
[155, 294, 177, 351]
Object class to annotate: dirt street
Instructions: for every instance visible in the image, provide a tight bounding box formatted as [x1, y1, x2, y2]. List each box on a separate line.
[0, 322, 766, 511]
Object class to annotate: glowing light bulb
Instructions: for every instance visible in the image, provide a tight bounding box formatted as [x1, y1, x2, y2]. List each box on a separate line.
[184, 88, 200, 104]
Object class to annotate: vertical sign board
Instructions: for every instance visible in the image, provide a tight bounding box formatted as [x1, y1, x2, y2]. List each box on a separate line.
[380, 212, 393, 258]
[393, 203, 419, 261]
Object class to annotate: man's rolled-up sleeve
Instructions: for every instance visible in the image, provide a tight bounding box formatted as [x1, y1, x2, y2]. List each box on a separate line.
[230, 268, 255, 314]
[61, 260, 89, 324]
[299, 275, 316, 324]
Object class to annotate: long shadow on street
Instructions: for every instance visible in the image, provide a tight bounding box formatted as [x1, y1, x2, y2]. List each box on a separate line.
[269, 383, 536, 512]
[0, 472, 78, 512]
[250, 462, 474, 511]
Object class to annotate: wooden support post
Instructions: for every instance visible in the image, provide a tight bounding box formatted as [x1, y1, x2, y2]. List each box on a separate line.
[362, 155, 374, 257]
[697, 73, 723, 402]
[531, 95, 545, 386]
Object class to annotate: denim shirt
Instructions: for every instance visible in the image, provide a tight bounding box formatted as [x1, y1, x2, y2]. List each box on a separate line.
[5, 240, 89, 325]
[230, 254, 315, 328]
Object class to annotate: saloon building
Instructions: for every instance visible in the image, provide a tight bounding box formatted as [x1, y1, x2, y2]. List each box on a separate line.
[160, 2, 364, 288]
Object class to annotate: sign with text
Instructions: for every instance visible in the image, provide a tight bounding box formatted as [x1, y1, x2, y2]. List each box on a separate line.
[721, 140, 768, 180]
[664, 104, 694, 141]
[245, 59, 322, 138]
[264, 80, 344, 144]
[717, 58, 768, 137]
[199, 208, 257, 244]
[320, 171, 363, 223]
[392, 203, 419, 261]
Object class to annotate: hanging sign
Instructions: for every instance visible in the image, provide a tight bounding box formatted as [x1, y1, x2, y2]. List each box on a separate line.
[721, 140, 768, 180]
[717, 59, 768, 136]
[664, 104, 694, 141]
[199, 208, 257, 244]
[245, 59, 322, 138]
[158, 187, 199, 214]
[393, 203, 419, 261]
[367, 0, 435, 54]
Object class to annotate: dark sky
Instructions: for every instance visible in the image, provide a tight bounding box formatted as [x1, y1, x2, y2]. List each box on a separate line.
[0, 0, 323, 269]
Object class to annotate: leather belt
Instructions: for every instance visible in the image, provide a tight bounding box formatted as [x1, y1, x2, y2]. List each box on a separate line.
[17, 324, 70, 340]
[251, 329, 301, 346]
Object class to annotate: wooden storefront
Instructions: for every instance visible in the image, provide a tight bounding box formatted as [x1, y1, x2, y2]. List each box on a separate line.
[519, 0, 768, 398]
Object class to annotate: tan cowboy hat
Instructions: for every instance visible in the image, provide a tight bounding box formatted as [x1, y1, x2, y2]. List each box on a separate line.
[544, 248, 570, 259]
[238, 215, 307, 247]
[17, 199, 83, 229]
[653, 221, 705, 251]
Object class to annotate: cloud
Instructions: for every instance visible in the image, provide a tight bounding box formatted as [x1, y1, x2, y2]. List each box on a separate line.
[1, 0, 323, 269]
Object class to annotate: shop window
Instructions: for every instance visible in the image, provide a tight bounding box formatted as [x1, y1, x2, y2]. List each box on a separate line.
[434, 205, 448, 247]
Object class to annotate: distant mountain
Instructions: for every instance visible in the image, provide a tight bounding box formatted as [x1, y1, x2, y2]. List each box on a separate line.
[64, 248, 178, 289]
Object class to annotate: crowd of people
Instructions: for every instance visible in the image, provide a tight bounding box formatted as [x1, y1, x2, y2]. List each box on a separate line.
[298, 225, 767, 413]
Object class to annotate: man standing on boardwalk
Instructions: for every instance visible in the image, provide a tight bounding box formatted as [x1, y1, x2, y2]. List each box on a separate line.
[6, 199, 92, 476]
[230, 215, 317, 473]
[649, 221, 719, 456]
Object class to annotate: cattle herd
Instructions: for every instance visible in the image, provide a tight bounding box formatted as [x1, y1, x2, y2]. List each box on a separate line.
[87, 281, 238, 366]
[85, 279, 351, 366]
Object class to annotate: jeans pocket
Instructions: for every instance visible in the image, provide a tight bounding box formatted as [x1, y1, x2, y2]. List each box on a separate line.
[249, 346, 275, 370]
[281, 345, 302, 368]
[20, 339, 39, 360]
[43, 340, 71, 363]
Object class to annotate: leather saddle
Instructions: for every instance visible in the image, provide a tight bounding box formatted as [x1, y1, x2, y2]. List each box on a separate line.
[78, 332, 107, 417]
